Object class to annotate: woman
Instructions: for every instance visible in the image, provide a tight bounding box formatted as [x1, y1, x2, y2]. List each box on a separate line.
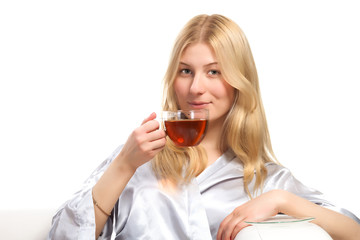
[48, 14, 360, 240]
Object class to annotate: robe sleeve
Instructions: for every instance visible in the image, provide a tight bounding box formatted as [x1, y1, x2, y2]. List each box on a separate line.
[47, 145, 123, 240]
[264, 163, 360, 223]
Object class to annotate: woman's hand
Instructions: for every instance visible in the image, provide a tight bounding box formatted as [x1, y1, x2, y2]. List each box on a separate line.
[217, 190, 285, 240]
[116, 112, 166, 171]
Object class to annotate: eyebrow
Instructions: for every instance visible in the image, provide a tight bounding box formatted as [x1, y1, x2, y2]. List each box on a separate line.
[179, 62, 218, 67]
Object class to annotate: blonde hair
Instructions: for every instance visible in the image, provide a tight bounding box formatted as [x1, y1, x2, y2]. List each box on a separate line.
[153, 14, 277, 196]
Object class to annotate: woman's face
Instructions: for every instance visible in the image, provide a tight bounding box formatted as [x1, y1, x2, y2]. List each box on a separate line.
[174, 43, 235, 124]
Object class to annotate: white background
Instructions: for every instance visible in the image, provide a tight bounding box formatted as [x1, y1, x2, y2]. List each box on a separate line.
[1, 0, 359, 220]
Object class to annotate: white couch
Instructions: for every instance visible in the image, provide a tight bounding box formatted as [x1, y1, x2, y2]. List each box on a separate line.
[0, 209, 55, 240]
[0, 210, 332, 240]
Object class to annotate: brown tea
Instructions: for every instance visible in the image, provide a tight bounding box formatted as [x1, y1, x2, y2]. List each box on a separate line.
[164, 119, 208, 147]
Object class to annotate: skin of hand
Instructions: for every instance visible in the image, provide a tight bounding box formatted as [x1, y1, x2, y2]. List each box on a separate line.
[117, 112, 167, 171]
[216, 190, 281, 240]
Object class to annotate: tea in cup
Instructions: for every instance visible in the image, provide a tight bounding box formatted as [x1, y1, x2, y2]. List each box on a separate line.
[161, 109, 209, 147]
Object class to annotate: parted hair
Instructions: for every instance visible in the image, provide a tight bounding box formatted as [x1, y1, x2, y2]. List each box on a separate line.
[152, 14, 277, 196]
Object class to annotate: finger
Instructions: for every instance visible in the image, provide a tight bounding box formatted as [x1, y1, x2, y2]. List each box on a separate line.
[141, 112, 157, 125]
[147, 129, 166, 142]
[138, 137, 166, 160]
[142, 119, 161, 133]
[149, 137, 167, 152]
[222, 221, 238, 240]
[217, 214, 245, 240]
[142, 130, 166, 150]
[230, 222, 250, 240]
[217, 213, 233, 240]
[137, 129, 166, 150]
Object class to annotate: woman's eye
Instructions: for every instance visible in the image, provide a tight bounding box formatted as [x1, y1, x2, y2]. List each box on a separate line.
[208, 70, 220, 76]
[180, 69, 192, 75]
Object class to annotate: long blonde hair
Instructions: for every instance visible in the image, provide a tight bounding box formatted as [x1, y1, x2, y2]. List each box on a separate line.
[153, 14, 277, 196]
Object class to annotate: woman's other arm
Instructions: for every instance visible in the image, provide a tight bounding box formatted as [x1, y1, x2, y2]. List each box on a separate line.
[279, 190, 360, 240]
[217, 189, 360, 240]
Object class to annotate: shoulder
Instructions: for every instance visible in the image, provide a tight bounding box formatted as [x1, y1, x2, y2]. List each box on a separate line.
[265, 162, 292, 177]
[262, 162, 324, 199]
[263, 162, 300, 190]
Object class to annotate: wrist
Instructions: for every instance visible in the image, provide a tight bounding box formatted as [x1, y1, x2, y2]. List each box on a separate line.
[271, 189, 292, 214]
[274, 189, 306, 218]
[113, 152, 137, 176]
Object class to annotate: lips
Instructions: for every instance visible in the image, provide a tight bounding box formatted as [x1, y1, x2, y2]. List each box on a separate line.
[188, 101, 211, 109]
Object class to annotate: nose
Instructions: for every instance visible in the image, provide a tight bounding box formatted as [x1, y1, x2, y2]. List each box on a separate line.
[189, 73, 206, 95]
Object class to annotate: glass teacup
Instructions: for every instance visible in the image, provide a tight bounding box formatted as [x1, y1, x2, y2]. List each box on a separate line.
[161, 109, 209, 147]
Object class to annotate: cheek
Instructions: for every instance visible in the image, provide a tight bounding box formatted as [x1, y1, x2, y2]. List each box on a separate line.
[215, 82, 235, 107]
[173, 79, 187, 104]
[174, 80, 187, 98]
[213, 82, 234, 99]
[226, 86, 236, 104]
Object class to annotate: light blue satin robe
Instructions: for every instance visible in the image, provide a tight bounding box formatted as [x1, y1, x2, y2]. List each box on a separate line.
[48, 145, 359, 239]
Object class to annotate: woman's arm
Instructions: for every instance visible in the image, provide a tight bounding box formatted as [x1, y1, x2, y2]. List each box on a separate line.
[217, 189, 360, 240]
[279, 189, 360, 240]
[92, 112, 166, 238]
[92, 156, 136, 238]
[48, 113, 166, 239]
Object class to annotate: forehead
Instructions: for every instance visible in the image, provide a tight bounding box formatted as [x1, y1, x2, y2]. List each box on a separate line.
[180, 43, 217, 64]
